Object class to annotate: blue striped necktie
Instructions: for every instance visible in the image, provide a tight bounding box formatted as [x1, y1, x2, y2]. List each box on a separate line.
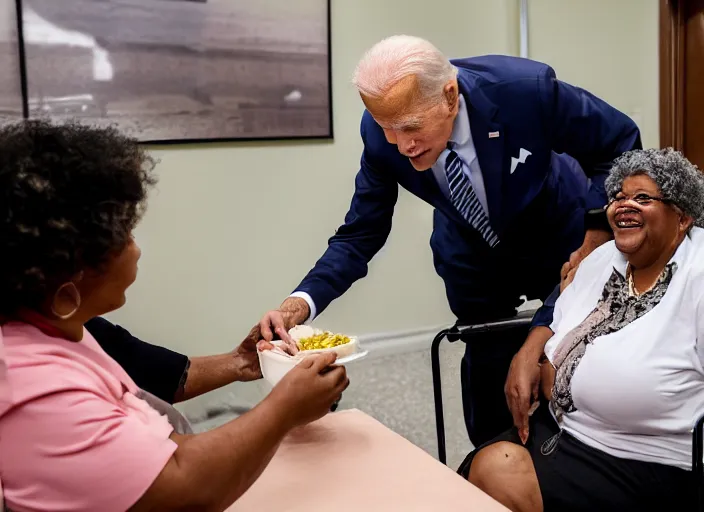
[444, 147, 499, 247]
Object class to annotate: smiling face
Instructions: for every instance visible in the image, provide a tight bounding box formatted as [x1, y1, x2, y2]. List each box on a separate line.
[360, 75, 458, 171]
[607, 174, 693, 267]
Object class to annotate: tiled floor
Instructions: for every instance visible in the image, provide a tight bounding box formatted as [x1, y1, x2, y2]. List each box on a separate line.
[180, 339, 474, 470]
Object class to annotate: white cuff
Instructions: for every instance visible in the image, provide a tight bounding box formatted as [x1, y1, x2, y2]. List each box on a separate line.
[289, 292, 317, 323]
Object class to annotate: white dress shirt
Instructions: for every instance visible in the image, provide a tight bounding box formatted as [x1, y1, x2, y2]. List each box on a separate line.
[544, 227, 704, 470]
[291, 95, 488, 321]
[430, 95, 489, 216]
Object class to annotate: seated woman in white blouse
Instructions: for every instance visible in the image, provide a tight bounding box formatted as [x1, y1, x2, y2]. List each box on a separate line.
[460, 148, 704, 512]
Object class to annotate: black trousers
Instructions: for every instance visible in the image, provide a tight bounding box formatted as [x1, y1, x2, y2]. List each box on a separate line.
[458, 401, 696, 511]
[460, 324, 530, 447]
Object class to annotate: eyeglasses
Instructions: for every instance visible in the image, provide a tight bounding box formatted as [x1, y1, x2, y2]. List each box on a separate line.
[608, 193, 673, 207]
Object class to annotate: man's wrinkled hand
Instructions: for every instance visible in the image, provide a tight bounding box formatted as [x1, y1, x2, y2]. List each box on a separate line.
[247, 297, 311, 345]
[258, 310, 294, 344]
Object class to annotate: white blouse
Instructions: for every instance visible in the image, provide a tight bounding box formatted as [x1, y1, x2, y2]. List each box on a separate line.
[545, 227, 704, 470]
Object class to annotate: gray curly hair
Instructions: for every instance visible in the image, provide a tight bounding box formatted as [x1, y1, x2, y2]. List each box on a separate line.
[605, 148, 704, 227]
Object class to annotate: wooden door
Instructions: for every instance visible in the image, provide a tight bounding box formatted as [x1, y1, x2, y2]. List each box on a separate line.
[660, 0, 704, 169]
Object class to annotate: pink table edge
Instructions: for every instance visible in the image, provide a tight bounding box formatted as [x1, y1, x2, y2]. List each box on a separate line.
[227, 409, 508, 511]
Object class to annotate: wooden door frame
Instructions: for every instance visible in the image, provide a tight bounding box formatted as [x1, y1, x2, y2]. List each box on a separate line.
[660, 0, 686, 149]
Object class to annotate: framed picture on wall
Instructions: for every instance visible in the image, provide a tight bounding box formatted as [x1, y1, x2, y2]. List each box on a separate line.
[17, 0, 332, 143]
[0, 0, 24, 124]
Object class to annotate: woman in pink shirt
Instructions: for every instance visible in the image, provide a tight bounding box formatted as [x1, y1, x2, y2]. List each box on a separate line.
[0, 120, 349, 512]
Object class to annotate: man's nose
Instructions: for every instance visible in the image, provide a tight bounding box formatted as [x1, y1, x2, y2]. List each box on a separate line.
[396, 133, 416, 153]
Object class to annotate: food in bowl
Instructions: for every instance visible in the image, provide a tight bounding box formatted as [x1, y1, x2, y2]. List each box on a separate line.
[297, 332, 351, 351]
[258, 326, 362, 386]
[288, 325, 358, 359]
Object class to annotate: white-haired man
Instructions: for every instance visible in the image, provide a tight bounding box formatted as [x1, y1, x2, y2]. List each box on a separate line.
[250, 36, 641, 447]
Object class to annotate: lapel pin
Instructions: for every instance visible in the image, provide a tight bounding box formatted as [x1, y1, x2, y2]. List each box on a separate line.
[488, 131, 500, 138]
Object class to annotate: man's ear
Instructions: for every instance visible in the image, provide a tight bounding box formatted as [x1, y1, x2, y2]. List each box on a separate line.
[443, 81, 458, 111]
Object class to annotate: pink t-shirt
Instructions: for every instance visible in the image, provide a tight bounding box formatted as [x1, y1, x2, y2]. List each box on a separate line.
[0, 322, 177, 512]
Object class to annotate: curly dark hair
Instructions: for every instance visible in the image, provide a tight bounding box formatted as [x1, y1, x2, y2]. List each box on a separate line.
[606, 148, 704, 227]
[0, 120, 157, 316]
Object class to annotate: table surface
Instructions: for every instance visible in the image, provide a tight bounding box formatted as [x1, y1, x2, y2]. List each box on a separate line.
[227, 409, 508, 512]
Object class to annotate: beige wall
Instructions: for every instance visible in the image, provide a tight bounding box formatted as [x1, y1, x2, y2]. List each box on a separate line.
[108, 0, 659, 357]
[527, 0, 659, 148]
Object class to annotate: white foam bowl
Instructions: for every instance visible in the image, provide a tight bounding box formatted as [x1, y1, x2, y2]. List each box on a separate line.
[258, 348, 304, 387]
[258, 338, 362, 387]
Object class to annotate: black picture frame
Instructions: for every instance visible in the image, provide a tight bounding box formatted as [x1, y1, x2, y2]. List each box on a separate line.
[0, 0, 26, 123]
[15, 0, 29, 120]
[13, 0, 333, 145]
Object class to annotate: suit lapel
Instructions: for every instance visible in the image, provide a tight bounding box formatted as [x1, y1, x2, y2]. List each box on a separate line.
[458, 71, 506, 233]
[470, 115, 505, 232]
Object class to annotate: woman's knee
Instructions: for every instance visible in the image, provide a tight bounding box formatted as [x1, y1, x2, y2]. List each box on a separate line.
[468, 441, 533, 486]
[468, 442, 543, 512]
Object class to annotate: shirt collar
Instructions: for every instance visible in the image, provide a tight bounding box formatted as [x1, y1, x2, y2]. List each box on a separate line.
[449, 95, 470, 146]
[612, 232, 691, 276]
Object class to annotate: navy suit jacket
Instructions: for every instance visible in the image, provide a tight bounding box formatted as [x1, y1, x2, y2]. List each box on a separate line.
[294, 55, 641, 326]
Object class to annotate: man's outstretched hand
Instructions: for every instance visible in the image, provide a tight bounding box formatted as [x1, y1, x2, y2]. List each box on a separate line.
[234, 297, 312, 378]
[245, 297, 310, 348]
[255, 297, 311, 343]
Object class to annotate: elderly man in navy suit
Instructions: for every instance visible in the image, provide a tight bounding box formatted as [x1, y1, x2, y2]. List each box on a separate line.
[251, 35, 641, 447]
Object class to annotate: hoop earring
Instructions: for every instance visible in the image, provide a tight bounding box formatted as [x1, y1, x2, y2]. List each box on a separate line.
[51, 282, 81, 320]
